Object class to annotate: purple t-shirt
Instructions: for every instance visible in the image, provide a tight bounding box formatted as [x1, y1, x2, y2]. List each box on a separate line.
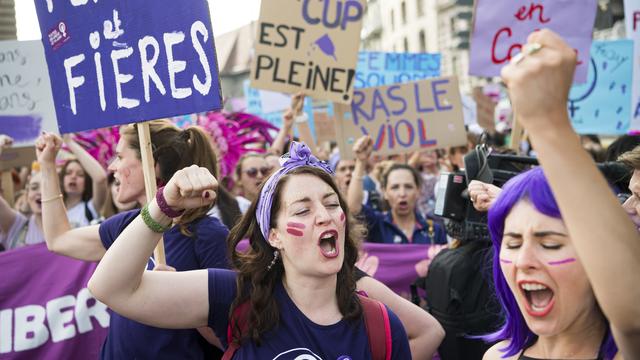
[207, 269, 411, 359]
[98, 209, 229, 359]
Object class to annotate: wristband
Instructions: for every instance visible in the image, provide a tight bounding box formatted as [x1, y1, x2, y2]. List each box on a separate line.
[41, 194, 63, 203]
[155, 186, 185, 218]
[141, 204, 170, 233]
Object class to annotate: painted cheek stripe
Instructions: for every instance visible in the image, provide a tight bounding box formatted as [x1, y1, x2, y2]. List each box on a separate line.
[340, 213, 346, 222]
[286, 228, 304, 237]
[547, 258, 576, 266]
[499, 258, 512, 264]
[287, 222, 306, 229]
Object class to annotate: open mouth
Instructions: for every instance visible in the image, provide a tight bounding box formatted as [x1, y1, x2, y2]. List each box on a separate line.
[318, 230, 339, 259]
[519, 281, 555, 317]
[397, 200, 409, 210]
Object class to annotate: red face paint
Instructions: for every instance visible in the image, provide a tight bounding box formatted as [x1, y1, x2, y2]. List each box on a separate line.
[286, 228, 304, 237]
[547, 258, 576, 266]
[287, 222, 306, 229]
[499, 258, 512, 264]
[340, 213, 346, 222]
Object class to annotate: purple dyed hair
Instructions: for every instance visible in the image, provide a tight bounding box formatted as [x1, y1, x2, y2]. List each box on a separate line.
[485, 167, 617, 359]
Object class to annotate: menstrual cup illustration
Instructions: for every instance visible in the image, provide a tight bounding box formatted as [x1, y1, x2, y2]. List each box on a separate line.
[314, 34, 337, 61]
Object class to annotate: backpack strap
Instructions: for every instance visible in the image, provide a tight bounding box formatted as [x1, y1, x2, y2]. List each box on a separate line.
[84, 201, 95, 224]
[223, 296, 393, 360]
[358, 294, 392, 360]
[222, 301, 250, 360]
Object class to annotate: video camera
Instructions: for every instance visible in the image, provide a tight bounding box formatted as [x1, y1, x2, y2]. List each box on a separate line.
[434, 144, 537, 242]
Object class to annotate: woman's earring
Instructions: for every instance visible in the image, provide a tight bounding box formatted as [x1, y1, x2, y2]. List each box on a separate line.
[267, 250, 280, 271]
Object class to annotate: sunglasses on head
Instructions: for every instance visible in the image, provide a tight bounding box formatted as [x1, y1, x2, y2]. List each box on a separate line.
[244, 166, 273, 178]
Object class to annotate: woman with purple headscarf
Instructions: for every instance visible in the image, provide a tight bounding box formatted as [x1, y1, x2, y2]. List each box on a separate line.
[87, 142, 412, 359]
[481, 30, 639, 359]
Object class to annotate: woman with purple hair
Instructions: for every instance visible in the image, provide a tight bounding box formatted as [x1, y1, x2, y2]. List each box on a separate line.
[481, 30, 640, 359]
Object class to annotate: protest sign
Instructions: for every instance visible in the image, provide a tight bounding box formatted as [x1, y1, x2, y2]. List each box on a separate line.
[355, 51, 441, 88]
[250, 0, 366, 104]
[33, 0, 222, 133]
[568, 40, 634, 134]
[625, 0, 640, 130]
[0, 40, 58, 168]
[469, 0, 597, 83]
[334, 77, 467, 159]
[461, 94, 477, 126]
[243, 80, 316, 137]
[0, 244, 108, 358]
[313, 111, 337, 145]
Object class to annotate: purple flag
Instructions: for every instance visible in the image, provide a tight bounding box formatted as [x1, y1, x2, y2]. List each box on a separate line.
[0, 244, 109, 359]
[358, 243, 447, 298]
[469, 0, 598, 83]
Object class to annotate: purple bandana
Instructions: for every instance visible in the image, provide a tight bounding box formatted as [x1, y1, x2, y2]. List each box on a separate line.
[256, 142, 334, 241]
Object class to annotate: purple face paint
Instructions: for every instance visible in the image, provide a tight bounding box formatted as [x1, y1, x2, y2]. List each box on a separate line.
[287, 222, 306, 229]
[500, 258, 513, 264]
[547, 258, 576, 266]
[286, 228, 304, 237]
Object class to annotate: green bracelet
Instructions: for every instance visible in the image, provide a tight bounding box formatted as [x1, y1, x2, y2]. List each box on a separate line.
[141, 204, 170, 233]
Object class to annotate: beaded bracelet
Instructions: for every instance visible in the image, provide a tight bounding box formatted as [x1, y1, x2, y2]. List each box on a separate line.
[141, 204, 170, 233]
[156, 186, 184, 218]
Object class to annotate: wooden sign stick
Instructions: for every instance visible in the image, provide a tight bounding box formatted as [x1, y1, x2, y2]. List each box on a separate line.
[137, 122, 166, 265]
[1, 172, 14, 208]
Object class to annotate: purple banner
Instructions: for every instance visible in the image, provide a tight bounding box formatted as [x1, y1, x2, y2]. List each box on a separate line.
[469, 0, 597, 83]
[0, 244, 109, 359]
[357, 243, 447, 298]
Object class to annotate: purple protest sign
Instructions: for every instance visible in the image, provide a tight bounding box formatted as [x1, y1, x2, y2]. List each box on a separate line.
[469, 0, 598, 83]
[0, 244, 109, 358]
[33, 0, 222, 133]
[357, 243, 447, 297]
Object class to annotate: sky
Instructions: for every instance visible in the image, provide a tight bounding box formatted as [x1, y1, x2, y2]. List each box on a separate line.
[15, 0, 261, 40]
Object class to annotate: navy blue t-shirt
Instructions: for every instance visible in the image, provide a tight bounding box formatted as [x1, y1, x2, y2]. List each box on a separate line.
[360, 204, 448, 245]
[98, 209, 229, 359]
[207, 269, 411, 359]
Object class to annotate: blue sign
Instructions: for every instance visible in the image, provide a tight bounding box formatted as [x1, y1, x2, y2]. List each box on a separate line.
[355, 52, 441, 89]
[243, 80, 316, 138]
[568, 40, 634, 134]
[34, 0, 222, 133]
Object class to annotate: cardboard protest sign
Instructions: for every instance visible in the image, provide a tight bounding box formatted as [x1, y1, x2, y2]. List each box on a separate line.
[0, 41, 58, 145]
[33, 0, 222, 133]
[568, 40, 634, 134]
[334, 77, 467, 159]
[355, 51, 441, 88]
[469, 0, 597, 83]
[625, 0, 640, 130]
[0, 40, 58, 169]
[251, 0, 366, 104]
[313, 111, 337, 145]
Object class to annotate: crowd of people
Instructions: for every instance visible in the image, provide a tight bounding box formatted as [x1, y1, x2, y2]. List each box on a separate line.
[1, 30, 639, 360]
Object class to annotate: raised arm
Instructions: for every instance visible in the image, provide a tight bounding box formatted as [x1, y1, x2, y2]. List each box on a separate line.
[64, 135, 108, 211]
[268, 101, 296, 156]
[346, 135, 373, 214]
[502, 29, 640, 357]
[0, 135, 18, 233]
[88, 165, 217, 329]
[36, 133, 105, 261]
[357, 276, 444, 359]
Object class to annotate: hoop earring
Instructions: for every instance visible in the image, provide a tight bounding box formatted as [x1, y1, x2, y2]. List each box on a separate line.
[267, 250, 280, 271]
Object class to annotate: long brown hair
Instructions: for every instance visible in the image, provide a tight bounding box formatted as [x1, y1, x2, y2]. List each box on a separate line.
[120, 120, 229, 235]
[227, 166, 364, 346]
[59, 159, 93, 203]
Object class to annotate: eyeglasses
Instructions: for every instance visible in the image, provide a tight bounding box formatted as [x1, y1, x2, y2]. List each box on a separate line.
[244, 167, 273, 178]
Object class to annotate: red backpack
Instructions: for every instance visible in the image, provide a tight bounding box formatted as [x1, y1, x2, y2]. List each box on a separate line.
[222, 294, 392, 360]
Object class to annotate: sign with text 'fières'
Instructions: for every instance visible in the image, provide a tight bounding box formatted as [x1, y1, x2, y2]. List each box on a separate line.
[34, 0, 222, 133]
[251, 0, 366, 104]
[355, 51, 441, 88]
[624, 0, 640, 130]
[469, 0, 597, 83]
[568, 40, 634, 135]
[334, 77, 467, 159]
